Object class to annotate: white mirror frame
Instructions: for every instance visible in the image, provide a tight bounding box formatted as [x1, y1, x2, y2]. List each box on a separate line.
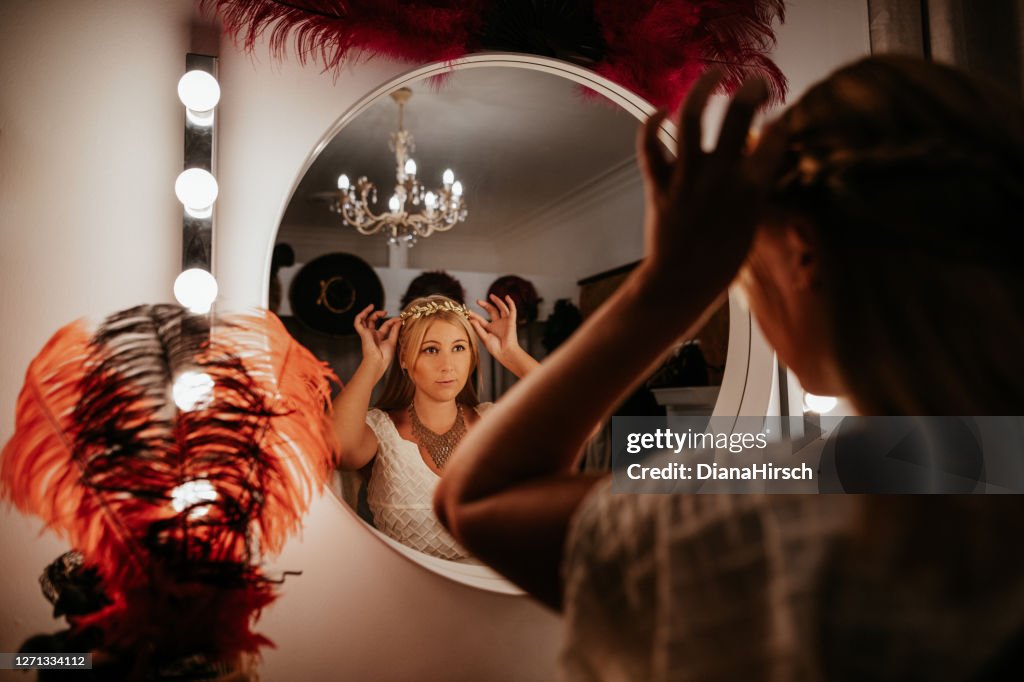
[271, 53, 775, 593]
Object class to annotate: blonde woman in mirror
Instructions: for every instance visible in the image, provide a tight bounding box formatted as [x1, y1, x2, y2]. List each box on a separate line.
[331, 294, 539, 560]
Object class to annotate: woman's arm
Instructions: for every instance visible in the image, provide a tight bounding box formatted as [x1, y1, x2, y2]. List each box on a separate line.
[435, 73, 777, 610]
[469, 294, 541, 379]
[332, 305, 401, 470]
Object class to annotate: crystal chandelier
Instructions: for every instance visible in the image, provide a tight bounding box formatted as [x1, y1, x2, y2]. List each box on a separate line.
[331, 88, 467, 247]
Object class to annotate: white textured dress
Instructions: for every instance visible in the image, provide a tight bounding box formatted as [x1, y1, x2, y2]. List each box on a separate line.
[364, 403, 491, 560]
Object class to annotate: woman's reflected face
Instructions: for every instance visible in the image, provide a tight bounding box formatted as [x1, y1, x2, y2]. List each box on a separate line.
[410, 320, 474, 402]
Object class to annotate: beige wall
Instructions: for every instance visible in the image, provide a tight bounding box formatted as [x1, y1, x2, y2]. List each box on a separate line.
[1, 1, 869, 680]
[0, 0, 185, 672]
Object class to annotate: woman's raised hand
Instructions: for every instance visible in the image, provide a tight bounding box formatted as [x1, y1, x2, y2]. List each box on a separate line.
[637, 71, 782, 299]
[470, 294, 520, 362]
[353, 304, 401, 378]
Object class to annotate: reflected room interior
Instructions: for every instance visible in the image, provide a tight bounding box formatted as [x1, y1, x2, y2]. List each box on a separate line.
[269, 66, 730, 559]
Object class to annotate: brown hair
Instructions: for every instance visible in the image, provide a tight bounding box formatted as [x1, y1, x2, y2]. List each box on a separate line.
[759, 55, 1024, 415]
[374, 295, 481, 411]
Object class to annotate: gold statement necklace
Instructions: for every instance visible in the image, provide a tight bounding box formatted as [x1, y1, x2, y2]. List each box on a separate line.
[409, 402, 466, 470]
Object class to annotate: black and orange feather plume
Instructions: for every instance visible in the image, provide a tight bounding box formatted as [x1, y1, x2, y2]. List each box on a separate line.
[1, 305, 337, 661]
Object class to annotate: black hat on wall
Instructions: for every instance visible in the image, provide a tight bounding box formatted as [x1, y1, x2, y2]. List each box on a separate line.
[289, 252, 384, 336]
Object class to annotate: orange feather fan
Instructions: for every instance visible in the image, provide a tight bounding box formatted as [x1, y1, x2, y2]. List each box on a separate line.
[1, 304, 337, 661]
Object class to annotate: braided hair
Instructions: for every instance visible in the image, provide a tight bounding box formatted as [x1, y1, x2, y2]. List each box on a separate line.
[761, 56, 1024, 414]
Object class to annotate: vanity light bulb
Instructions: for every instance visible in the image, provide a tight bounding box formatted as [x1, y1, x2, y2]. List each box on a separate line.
[173, 268, 219, 313]
[172, 370, 215, 412]
[170, 478, 218, 517]
[186, 108, 215, 128]
[388, 195, 401, 213]
[177, 70, 221, 112]
[337, 174, 350, 190]
[425, 191, 437, 209]
[451, 180, 464, 197]
[185, 204, 213, 220]
[803, 392, 838, 415]
[404, 159, 417, 176]
[442, 168, 455, 186]
[175, 168, 219, 212]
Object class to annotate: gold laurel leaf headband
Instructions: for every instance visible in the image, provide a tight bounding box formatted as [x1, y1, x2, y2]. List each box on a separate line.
[399, 300, 471, 322]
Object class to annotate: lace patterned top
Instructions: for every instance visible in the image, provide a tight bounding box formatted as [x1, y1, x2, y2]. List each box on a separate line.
[365, 403, 492, 560]
[560, 484, 1024, 681]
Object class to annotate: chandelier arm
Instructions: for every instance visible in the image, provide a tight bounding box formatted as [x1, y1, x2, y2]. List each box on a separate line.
[338, 183, 392, 235]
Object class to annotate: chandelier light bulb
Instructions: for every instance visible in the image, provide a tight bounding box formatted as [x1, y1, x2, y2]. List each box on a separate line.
[452, 180, 464, 197]
[177, 70, 221, 112]
[173, 268, 219, 313]
[425, 191, 437, 209]
[442, 168, 455, 186]
[802, 392, 838, 415]
[172, 370, 215, 412]
[337, 174, 350, 190]
[388, 195, 400, 213]
[170, 478, 218, 517]
[404, 159, 417, 176]
[174, 168, 218, 212]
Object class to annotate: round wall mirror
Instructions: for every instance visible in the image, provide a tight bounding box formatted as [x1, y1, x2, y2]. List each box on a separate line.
[267, 55, 759, 592]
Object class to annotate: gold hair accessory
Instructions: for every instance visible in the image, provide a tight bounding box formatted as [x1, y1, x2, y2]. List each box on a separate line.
[399, 299, 470, 321]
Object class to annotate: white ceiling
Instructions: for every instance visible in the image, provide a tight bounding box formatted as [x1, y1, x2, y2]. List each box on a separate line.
[278, 66, 643, 260]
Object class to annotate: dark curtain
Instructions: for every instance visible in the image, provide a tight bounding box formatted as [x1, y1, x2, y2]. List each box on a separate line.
[867, 0, 1024, 96]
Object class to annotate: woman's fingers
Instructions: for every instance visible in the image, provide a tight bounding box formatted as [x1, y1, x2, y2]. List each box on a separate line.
[748, 121, 789, 196]
[714, 78, 769, 165]
[381, 317, 402, 344]
[477, 298, 497, 319]
[469, 317, 489, 341]
[504, 296, 517, 323]
[677, 69, 725, 187]
[468, 310, 489, 327]
[639, 109, 672, 192]
[491, 293, 510, 317]
[353, 303, 374, 327]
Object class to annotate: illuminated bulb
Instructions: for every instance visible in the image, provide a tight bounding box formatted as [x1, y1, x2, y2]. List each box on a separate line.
[177, 70, 221, 112]
[185, 204, 213, 220]
[337, 174, 350, 190]
[404, 159, 417, 176]
[173, 268, 218, 313]
[442, 168, 454, 186]
[451, 180, 463, 197]
[803, 392, 838, 415]
[388, 195, 400, 213]
[174, 168, 218, 212]
[170, 479, 218, 517]
[185, 108, 215, 128]
[424, 191, 437, 209]
[172, 370, 215, 412]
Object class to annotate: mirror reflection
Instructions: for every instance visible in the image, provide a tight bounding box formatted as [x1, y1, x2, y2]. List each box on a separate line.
[270, 66, 729, 562]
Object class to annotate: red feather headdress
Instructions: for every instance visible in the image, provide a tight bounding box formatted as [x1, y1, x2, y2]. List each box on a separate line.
[1, 305, 336, 661]
[202, 0, 788, 109]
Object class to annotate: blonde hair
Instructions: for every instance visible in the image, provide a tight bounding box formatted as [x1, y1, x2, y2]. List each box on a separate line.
[374, 295, 481, 410]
